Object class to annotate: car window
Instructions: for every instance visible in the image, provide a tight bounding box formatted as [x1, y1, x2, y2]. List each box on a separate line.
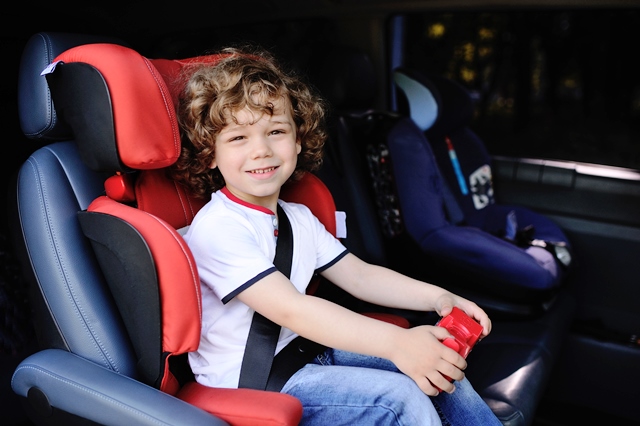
[401, 9, 640, 170]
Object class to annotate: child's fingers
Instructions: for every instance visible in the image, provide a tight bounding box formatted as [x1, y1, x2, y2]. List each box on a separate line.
[430, 324, 453, 340]
[414, 376, 440, 396]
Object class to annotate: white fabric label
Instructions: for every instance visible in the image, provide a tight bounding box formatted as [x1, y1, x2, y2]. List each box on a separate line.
[335, 211, 347, 239]
[41, 60, 62, 76]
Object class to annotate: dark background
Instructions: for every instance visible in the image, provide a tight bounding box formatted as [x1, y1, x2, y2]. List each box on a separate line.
[2, 1, 639, 424]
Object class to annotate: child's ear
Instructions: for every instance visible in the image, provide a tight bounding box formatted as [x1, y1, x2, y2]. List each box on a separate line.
[296, 140, 302, 154]
[210, 159, 217, 169]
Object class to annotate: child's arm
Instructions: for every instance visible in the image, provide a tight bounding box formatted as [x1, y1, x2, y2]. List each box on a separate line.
[321, 253, 492, 337]
[235, 255, 484, 395]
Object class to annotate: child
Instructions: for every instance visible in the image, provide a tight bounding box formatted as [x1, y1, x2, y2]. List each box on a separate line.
[172, 45, 502, 425]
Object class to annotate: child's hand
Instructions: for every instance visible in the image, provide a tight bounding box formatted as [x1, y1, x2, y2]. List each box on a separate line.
[434, 294, 493, 339]
[390, 325, 467, 396]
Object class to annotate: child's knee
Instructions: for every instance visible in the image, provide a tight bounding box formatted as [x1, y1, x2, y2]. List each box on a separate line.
[379, 375, 441, 425]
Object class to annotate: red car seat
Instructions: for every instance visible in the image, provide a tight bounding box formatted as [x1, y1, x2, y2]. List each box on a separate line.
[11, 33, 407, 426]
[11, 32, 296, 426]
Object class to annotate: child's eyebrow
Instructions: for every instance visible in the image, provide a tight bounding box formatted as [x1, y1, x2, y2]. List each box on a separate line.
[267, 113, 294, 124]
[268, 119, 293, 126]
[219, 123, 246, 133]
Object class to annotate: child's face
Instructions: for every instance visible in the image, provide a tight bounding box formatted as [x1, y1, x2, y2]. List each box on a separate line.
[212, 98, 301, 210]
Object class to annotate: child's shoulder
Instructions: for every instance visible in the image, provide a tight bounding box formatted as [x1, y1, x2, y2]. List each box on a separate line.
[191, 192, 254, 228]
[278, 198, 313, 217]
[195, 191, 231, 216]
[186, 193, 264, 241]
[278, 199, 324, 230]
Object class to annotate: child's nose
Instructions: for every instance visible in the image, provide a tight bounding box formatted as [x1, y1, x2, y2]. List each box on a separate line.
[250, 135, 272, 157]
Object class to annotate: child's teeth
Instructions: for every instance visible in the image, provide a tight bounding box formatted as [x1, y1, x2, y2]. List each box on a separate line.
[253, 167, 274, 174]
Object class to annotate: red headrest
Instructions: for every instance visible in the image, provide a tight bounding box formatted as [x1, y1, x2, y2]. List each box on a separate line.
[51, 44, 227, 171]
[53, 44, 179, 170]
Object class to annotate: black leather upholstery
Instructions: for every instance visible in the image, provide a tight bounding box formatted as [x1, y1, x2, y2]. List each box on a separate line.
[18, 32, 127, 142]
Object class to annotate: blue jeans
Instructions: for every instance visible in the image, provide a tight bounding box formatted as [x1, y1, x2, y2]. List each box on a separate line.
[281, 348, 502, 426]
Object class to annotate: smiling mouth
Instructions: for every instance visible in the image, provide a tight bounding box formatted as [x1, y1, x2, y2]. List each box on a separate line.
[248, 166, 277, 174]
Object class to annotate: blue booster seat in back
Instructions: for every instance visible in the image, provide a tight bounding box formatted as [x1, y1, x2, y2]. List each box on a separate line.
[389, 68, 572, 313]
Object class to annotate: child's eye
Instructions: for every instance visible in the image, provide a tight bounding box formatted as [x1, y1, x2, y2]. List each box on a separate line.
[270, 129, 285, 135]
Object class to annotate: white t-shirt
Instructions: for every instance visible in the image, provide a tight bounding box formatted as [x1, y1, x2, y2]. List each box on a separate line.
[184, 187, 348, 388]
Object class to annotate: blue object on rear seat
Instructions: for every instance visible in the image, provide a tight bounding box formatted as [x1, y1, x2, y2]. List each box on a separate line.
[309, 45, 576, 426]
[390, 68, 573, 304]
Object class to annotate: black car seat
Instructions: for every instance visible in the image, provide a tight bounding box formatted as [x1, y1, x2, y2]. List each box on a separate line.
[309, 45, 576, 426]
[307, 46, 398, 267]
[389, 68, 573, 313]
[306, 46, 420, 319]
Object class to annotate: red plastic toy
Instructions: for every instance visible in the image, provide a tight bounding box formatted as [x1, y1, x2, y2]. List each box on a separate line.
[436, 307, 483, 384]
[437, 307, 483, 357]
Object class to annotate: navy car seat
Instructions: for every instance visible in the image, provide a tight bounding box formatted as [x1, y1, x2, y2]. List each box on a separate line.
[390, 68, 572, 309]
[309, 45, 577, 426]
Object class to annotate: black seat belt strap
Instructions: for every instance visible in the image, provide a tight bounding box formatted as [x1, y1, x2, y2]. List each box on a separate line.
[238, 204, 293, 390]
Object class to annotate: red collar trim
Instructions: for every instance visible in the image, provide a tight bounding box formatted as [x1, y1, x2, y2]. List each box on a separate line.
[221, 187, 275, 215]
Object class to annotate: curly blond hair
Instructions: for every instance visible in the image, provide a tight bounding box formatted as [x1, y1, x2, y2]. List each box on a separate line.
[170, 46, 327, 199]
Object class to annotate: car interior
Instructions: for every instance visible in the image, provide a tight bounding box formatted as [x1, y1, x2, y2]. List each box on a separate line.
[2, 1, 639, 426]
